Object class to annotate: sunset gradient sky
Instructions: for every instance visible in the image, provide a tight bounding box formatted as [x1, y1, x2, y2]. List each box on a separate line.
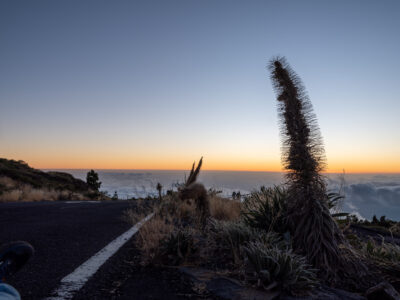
[1, 0, 399, 173]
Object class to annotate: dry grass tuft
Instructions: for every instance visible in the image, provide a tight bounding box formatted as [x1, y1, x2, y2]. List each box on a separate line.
[22, 186, 59, 201]
[122, 209, 146, 225]
[130, 184, 243, 266]
[209, 195, 241, 221]
[124, 200, 179, 265]
[180, 182, 210, 229]
[0, 189, 23, 202]
[0, 185, 60, 202]
[0, 176, 16, 189]
[177, 199, 197, 222]
[136, 213, 175, 264]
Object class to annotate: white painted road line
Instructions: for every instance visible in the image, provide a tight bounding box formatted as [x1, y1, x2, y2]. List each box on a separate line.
[44, 213, 154, 300]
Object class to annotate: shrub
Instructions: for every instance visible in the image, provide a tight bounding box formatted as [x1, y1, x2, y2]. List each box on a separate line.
[156, 182, 163, 200]
[158, 193, 182, 216]
[86, 169, 101, 192]
[159, 193, 197, 224]
[363, 237, 400, 263]
[176, 200, 197, 224]
[122, 210, 145, 225]
[0, 176, 16, 189]
[0, 189, 22, 202]
[160, 228, 196, 265]
[136, 213, 175, 265]
[210, 221, 284, 265]
[390, 222, 400, 235]
[345, 233, 362, 248]
[242, 186, 288, 233]
[242, 241, 318, 294]
[232, 191, 241, 200]
[209, 195, 241, 221]
[327, 192, 349, 219]
[372, 215, 379, 224]
[179, 158, 210, 229]
[209, 221, 255, 265]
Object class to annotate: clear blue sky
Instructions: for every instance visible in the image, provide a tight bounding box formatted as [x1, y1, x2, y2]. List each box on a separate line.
[1, 0, 399, 172]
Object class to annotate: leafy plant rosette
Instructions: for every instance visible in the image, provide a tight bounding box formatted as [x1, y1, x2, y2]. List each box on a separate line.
[160, 227, 197, 265]
[242, 241, 318, 295]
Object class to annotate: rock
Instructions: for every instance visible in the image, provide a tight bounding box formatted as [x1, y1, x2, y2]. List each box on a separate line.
[179, 266, 279, 300]
[281, 285, 366, 300]
[391, 280, 400, 293]
[366, 282, 400, 300]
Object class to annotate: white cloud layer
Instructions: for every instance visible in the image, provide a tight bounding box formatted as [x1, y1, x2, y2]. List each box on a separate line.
[62, 170, 400, 221]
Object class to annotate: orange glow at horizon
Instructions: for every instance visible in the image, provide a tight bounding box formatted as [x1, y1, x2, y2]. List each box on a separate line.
[3, 139, 399, 174]
[17, 155, 400, 174]
[25, 156, 284, 172]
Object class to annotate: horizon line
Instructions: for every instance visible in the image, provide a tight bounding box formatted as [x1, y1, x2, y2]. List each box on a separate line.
[41, 168, 400, 174]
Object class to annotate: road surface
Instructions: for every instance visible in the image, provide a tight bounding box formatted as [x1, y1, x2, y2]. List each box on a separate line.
[0, 200, 141, 299]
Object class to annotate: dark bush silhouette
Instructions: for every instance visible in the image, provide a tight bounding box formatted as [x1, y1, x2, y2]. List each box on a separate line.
[156, 182, 163, 201]
[86, 169, 101, 192]
[372, 215, 379, 224]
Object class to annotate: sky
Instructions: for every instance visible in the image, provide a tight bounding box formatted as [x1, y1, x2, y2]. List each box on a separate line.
[0, 0, 399, 172]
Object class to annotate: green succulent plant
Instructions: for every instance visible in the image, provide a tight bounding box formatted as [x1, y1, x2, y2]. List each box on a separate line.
[242, 186, 288, 233]
[243, 241, 318, 294]
[210, 220, 286, 265]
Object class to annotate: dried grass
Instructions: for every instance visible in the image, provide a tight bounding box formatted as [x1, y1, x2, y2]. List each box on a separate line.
[136, 213, 175, 264]
[0, 189, 23, 202]
[177, 200, 197, 221]
[0, 176, 17, 189]
[23, 186, 59, 201]
[129, 193, 200, 265]
[0, 180, 89, 202]
[122, 209, 146, 225]
[72, 192, 88, 201]
[209, 195, 241, 221]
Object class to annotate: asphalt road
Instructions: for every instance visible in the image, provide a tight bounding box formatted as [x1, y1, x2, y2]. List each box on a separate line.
[0, 200, 139, 300]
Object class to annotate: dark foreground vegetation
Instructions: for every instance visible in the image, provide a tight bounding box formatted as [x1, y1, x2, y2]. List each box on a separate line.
[125, 58, 400, 299]
[125, 171, 400, 299]
[0, 158, 106, 202]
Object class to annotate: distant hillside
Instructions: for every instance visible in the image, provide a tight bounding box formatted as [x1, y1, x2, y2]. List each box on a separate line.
[0, 158, 93, 202]
[0, 158, 89, 191]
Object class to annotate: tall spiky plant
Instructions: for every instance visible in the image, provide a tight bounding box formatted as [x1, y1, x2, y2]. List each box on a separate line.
[269, 57, 346, 280]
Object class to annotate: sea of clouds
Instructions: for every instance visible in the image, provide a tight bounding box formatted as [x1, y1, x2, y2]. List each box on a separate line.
[62, 170, 400, 221]
[326, 174, 400, 221]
